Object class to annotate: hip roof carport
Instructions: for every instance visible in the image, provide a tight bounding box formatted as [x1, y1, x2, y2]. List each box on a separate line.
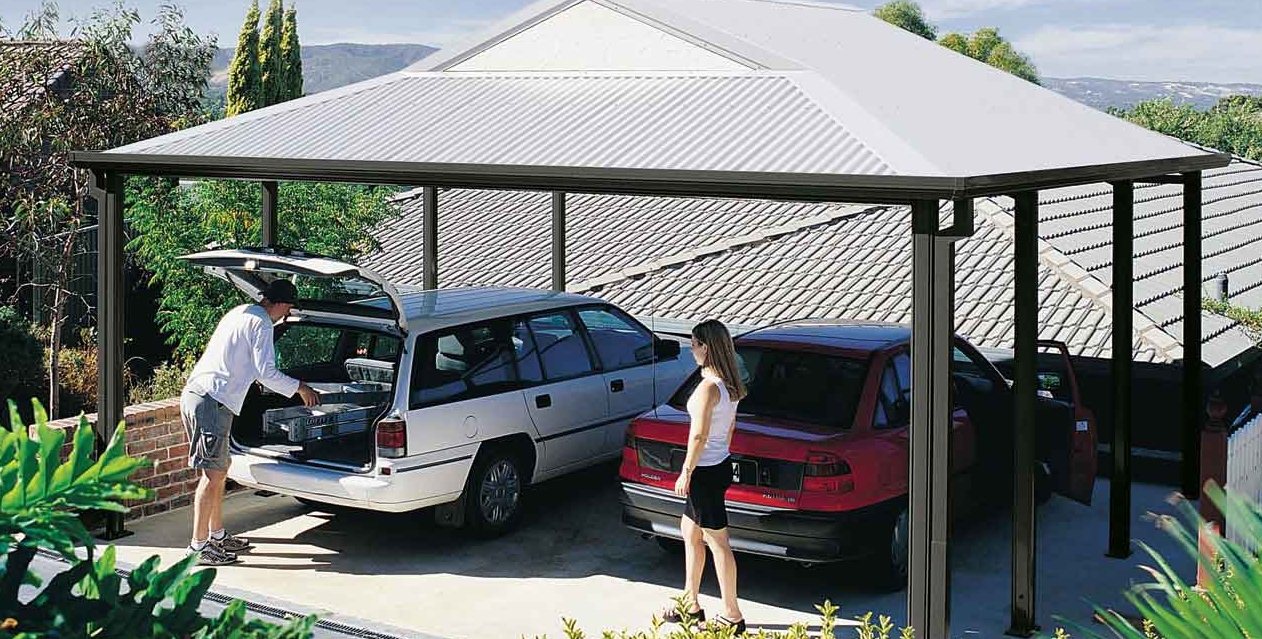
[72, 42, 1228, 639]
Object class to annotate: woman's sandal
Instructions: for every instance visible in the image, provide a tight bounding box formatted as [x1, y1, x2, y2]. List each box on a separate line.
[709, 615, 747, 635]
[661, 605, 705, 624]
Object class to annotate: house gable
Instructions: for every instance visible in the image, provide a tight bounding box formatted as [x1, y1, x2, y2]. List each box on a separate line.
[447, 1, 750, 72]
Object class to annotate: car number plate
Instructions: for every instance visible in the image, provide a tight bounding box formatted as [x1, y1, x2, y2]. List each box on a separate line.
[731, 458, 758, 484]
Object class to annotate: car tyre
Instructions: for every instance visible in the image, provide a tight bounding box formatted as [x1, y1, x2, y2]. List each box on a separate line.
[464, 448, 527, 538]
[873, 507, 910, 592]
[1035, 460, 1053, 505]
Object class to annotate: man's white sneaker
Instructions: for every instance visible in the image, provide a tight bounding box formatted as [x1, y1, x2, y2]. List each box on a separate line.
[189, 543, 239, 566]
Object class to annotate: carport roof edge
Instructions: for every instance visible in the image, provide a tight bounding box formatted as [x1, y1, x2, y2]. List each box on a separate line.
[69, 151, 1229, 202]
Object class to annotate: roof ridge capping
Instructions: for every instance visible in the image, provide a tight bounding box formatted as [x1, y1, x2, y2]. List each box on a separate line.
[977, 197, 1187, 363]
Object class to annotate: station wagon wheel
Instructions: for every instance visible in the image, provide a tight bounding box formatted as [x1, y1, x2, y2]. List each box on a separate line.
[465, 449, 526, 537]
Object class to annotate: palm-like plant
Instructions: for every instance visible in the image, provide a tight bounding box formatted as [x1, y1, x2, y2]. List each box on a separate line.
[1058, 481, 1262, 639]
[0, 399, 317, 639]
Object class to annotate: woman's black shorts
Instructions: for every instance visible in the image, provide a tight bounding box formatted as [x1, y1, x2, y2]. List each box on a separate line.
[684, 457, 733, 530]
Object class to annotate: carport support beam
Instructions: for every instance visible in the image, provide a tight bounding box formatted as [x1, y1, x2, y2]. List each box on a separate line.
[424, 186, 438, 290]
[1007, 191, 1039, 637]
[91, 169, 131, 540]
[1108, 180, 1135, 559]
[909, 199, 953, 639]
[552, 192, 566, 292]
[1181, 171, 1203, 499]
[261, 181, 278, 247]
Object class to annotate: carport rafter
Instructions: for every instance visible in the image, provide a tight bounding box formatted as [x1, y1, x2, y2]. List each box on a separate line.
[74, 149, 1223, 639]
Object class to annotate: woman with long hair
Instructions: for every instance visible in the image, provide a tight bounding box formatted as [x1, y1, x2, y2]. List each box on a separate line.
[662, 319, 748, 634]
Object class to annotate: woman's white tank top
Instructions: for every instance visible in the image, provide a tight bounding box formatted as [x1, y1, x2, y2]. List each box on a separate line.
[687, 370, 739, 468]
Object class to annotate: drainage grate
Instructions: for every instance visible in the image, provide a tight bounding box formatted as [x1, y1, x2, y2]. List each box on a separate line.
[34, 549, 410, 639]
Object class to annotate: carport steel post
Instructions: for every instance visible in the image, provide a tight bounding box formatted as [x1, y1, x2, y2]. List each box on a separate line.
[73, 148, 1216, 639]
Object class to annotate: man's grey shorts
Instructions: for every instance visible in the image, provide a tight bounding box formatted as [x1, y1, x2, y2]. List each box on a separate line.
[181, 390, 233, 471]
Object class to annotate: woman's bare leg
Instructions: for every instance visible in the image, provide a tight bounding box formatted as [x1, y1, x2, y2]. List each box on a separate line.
[703, 527, 743, 621]
[681, 515, 706, 612]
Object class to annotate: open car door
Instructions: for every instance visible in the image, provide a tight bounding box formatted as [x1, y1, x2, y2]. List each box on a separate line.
[181, 247, 408, 334]
[1036, 340, 1097, 505]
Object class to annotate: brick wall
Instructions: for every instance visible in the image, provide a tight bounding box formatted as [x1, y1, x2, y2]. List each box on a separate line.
[40, 397, 199, 520]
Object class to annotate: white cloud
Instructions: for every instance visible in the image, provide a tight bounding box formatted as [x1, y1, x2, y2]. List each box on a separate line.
[303, 17, 493, 47]
[919, 0, 1049, 20]
[1017, 24, 1262, 83]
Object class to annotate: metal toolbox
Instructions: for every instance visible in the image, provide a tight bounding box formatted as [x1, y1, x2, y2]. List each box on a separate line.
[262, 403, 379, 443]
[306, 381, 393, 407]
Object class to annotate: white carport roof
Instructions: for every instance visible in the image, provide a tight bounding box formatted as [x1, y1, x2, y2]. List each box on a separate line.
[73, 0, 1227, 199]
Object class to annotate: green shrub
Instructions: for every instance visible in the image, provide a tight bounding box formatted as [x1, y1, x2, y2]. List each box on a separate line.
[128, 359, 194, 405]
[0, 398, 317, 639]
[542, 599, 913, 639]
[1054, 481, 1262, 639]
[0, 306, 43, 413]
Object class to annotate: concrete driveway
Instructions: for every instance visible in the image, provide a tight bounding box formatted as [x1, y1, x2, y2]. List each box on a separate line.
[105, 462, 1192, 639]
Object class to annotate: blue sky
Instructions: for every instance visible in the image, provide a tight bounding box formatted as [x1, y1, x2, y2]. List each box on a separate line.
[3, 0, 1261, 83]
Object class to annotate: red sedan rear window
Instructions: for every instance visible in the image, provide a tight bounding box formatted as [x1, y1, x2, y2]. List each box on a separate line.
[670, 346, 869, 429]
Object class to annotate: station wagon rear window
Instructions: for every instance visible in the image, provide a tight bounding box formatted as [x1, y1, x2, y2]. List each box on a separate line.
[670, 346, 868, 429]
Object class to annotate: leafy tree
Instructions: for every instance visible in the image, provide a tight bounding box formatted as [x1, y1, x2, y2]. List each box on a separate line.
[873, 0, 936, 40]
[874, 1, 1040, 84]
[0, 307, 42, 414]
[280, 5, 303, 100]
[964, 26, 1002, 61]
[0, 2, 215, 418]
[938, 32, 967, 55]
[1112, 96, 1262, 161]
[980, 39, 1039, 84]
[259, 0, 285, 107]
[938, 27, 1040, 84]
[127, 179, 399, 360]
[226, 0, 262, 116]
[1, 399, 318, 638]
[1212, 94, 1262, 116]
[0, 1, 59, 39]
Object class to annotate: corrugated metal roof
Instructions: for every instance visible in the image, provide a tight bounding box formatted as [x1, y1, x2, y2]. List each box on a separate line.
[90, 0, 1224, 187]
[597, 0, 1212, 175]
[108, 72, 895, 175]
[363, 158, 1262, 368]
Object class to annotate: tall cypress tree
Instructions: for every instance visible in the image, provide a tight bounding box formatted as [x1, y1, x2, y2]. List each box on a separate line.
[280, 4, 303, 100]
[225, 0, 262, 115]
[259, 0, 285, 106]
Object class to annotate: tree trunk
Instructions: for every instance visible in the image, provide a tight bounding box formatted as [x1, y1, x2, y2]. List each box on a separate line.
[48, 286, 62, 418]
[46, 226, 78, 419]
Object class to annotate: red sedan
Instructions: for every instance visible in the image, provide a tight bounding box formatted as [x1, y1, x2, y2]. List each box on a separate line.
[619, 320, 1097, 585]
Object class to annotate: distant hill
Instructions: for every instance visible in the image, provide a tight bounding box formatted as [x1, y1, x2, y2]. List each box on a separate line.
[1045, 77, 1262, 111]
[208, 42, 437, 103]
[208, 45, 1262, 114]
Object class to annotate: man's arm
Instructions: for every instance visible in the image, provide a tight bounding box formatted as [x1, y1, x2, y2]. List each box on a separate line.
[250, 318, 318, 406]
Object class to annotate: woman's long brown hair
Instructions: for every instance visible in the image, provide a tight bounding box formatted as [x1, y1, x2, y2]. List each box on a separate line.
[692, 319, 748, 401]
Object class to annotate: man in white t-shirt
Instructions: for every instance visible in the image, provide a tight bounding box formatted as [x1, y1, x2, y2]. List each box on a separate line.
[180, 279, 319, 565]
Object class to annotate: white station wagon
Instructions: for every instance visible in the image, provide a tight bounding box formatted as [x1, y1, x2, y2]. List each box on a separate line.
[183, 247, 695, 536]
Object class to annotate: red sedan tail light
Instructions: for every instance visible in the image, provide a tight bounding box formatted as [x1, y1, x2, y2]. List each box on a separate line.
[802, 451, 854, 494]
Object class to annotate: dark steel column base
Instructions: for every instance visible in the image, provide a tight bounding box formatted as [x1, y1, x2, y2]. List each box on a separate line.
[1005, 624, 1041, 638]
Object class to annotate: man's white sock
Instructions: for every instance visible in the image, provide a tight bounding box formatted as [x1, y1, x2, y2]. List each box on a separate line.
[210, 528, 226, 540]
[191, 538, 207, 550]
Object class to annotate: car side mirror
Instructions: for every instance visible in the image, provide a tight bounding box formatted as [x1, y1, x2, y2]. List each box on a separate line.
[654, 338, 681, 360]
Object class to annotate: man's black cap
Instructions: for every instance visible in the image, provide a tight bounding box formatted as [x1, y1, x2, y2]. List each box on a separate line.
[262, 279, 299, 305]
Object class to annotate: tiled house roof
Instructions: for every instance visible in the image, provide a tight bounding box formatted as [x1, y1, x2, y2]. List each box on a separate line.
[0, 40, 84, 116]
[364, 158, 1262, 369]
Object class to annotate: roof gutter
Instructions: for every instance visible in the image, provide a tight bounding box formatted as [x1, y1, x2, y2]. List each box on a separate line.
[68, 152, 964, 203]
[69, 151, 1231, 203]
